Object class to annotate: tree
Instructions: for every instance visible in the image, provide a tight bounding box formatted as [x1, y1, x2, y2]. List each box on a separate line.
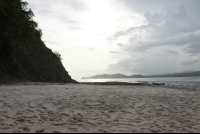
[0, 0, 42, 50]
[53, 51, 63, 61]
[0, 0, 43, 68]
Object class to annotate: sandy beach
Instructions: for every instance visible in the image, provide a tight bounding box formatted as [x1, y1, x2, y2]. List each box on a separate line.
[0, 83, 200, 133]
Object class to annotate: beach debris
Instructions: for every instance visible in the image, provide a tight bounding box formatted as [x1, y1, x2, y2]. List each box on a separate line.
[36, 128, 44, 133]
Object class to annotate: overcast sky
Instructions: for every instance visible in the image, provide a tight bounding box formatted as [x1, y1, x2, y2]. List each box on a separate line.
[25, 0, 200, 80]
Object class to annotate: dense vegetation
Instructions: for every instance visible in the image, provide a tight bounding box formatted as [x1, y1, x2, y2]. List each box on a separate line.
[0, 0, 76, 83]
[0, 0, 42, 69]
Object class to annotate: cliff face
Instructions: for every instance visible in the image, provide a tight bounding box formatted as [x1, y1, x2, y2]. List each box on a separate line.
[0, 37, 77, 83]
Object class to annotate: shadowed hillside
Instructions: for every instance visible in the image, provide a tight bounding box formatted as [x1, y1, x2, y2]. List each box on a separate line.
[0, 0, 76, 83]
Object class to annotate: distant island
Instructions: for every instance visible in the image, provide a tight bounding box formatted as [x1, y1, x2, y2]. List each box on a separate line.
[81, 71, 200, 79]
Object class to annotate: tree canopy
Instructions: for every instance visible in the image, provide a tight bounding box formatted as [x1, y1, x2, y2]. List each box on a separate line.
[53, 51, 63, 61]
[0, 0, 42, 47]
[0, 0, 44, 69]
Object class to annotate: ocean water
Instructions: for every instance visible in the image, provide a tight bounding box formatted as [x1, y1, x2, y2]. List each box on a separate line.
[78, 77, 200, 86]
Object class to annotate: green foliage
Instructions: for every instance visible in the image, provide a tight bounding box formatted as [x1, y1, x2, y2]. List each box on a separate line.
[0, 0, 44, 68]
[0, 0, 42, 46]
[35, 29, 43, 38]
[53, 51, 63, 61]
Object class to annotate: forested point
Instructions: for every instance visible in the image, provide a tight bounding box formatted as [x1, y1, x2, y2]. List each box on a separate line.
[0, 0, 42, 67]
[0, 0, 76, 83]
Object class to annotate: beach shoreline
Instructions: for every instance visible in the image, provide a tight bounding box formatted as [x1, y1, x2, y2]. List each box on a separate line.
[0, 83, 200, 133]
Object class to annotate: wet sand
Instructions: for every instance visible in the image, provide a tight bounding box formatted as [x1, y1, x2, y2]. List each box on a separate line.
[0, 83, 200, 133]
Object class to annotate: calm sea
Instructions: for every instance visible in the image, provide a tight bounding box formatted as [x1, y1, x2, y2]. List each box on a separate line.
[78, 77, 200, 86]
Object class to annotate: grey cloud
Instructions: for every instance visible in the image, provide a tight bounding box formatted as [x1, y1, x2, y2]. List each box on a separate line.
[117, 0, 200, 16]
[180, 60, 198, 65]
[185, 43, 200, 55]
[129, 34, 138, 43]
[109, 59, 134, 70]
[153, 21, 200, 39]
[109, 3, 200, 55]
[165, 4, 187, 20]
[144, 12, 164, 23]
[110, 18, 200, 41]
[162, 49, 178, 55]
[117, 43, 123, 47]
[114, 31, 128, 38]
[115, 0, 166, 14]
[126, 30, 200, 53]
[109, 4, 200, 40]
[108, 31, 129, 40]
[108, 48, 200, 76]
[108, 54, 180, 75]
[107, 24, 155, 40]
[108, 0, 200, 76]
[109, 51, 120, 54]
[144, 4, 187, 23]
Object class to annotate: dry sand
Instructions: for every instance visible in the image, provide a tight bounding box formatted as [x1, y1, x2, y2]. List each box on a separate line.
[0, 83, 200, 133]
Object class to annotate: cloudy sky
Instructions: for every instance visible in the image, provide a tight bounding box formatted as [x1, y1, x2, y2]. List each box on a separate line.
[25, 0, 200, 80]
